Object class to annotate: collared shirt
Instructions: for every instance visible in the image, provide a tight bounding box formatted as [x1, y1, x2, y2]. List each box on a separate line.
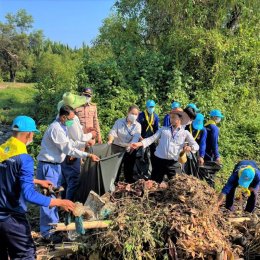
[75, 103, 101, 138]
[222, 160, 260, 194]
[141, 126, 199, 161]
[109, 118, 141, 147]
[37, 120, 88, 163]
[68, 115, 92, 142]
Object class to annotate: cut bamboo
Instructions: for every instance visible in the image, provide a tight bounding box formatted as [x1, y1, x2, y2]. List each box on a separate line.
[50, 220, 111, 231]
[228, 217, 251, 223]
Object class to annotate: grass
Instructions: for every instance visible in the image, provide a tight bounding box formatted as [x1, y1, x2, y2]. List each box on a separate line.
[0, 82, 37, 124]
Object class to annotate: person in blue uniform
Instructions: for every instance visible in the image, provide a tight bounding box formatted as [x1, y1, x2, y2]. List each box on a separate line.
[137, 100, 159, 171]
[204, 109, 224, 164]
[163, 101, 181, 127]
[0, 116, 75, 259]
[218, 160, 260, 213]
[185, 113, 207, 166]
[183, 103, 200, 124]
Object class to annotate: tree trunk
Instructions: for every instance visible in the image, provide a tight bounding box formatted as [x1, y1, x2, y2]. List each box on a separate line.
[9, 69, 16, 82]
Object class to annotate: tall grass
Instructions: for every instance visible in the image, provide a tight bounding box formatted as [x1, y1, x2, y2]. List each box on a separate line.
[0, 83, 37, 124]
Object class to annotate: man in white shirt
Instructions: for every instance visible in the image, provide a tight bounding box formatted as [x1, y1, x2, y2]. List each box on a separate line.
[57, 94, 97, 201]
[60, 114, 96, 200]
[37, 105, 99, 240]
[131, 108, 199, 183]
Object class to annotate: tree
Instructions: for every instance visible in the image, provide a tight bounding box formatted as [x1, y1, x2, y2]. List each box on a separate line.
[0, 9, 33, 82]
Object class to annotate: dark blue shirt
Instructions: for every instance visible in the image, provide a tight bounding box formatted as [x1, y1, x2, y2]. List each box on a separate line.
[137, 111, 159, 138]
[185, 125, 207, 157]
[222, 160, 260, 194]
[205, 124, 220, 161]
[0, 154, 51, 220]
[163, 114, 171, 127]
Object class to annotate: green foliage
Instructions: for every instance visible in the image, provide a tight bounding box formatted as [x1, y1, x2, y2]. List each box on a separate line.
[0, 9, 35, 82]
[90, 0, 260, 182]
[33, 52, 80, 124]
[27, 124, 48, 163]
[1, 2, 259, 183]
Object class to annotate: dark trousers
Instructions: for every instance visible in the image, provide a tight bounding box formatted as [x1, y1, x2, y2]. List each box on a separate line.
[61, 158, 81, 200]
[151, 156, 181, 183]
[123, 151, 137, 183]
[0, 214, 35, 260]
[149, 143, 157, 171]
[226, 186, 258, 213]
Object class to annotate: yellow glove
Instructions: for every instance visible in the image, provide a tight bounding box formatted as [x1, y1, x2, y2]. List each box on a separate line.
[236, 186, 251, 199]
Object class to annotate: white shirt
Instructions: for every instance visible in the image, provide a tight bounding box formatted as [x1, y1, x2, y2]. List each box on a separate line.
[109, 118, 141, 147]
[141, 126, 199, 161]
[68, 115, 92, 143]
[37, 120, 89, 163]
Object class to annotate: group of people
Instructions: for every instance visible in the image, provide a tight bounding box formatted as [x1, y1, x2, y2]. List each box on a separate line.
[0, 86, 259, 259]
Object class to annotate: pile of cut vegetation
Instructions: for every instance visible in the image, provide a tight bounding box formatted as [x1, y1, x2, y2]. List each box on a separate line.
[86, 175, 241, 259]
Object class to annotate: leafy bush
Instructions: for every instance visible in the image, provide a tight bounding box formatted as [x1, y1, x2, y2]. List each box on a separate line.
[33, 52, 80, 124]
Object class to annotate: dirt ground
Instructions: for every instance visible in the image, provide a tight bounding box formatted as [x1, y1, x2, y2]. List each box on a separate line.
[0, 82, 33, 89]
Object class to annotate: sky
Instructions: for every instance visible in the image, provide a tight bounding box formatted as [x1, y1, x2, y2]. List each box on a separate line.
[0, 0, 116, 48]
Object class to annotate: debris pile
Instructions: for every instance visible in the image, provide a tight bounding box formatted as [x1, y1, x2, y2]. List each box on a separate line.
[87, 175, 239, 259]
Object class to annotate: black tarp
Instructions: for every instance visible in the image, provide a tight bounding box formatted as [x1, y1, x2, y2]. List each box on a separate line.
[132, 147, 151, 181]
[184, 153, 222, 188]
[74, 144, 125, 204]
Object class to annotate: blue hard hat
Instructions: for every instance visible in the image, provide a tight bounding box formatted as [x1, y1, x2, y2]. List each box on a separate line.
[171, 101, 181, 109]
[210, 109, 224, 118]
[192, 113, 204, 130]
[187, 103, 200, 113]
[238, 168, 255, 188]
[11, 116, 40, 133]
[146, 100, 156, 107]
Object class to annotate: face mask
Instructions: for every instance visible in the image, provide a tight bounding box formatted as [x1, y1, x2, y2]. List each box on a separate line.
[65, 119, 74, 127]
[147, 107, 155, 114]
[215, 117, 221, 123]
[128, 114, 138, 123]
[85, 97, 91, 103]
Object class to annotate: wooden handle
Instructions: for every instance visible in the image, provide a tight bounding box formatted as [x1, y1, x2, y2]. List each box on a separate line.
[51, 220, 111, 231]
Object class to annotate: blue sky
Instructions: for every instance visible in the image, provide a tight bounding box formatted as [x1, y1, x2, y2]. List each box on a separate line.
[0, 0, 116, 48]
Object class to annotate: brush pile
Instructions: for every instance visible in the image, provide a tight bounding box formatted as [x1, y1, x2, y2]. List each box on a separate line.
[86, 174, 242, 259]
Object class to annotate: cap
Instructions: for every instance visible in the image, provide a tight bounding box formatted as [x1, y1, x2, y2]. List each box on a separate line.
[210, 109, 224, 118]
[238, 167, 255, 188]
[11, 116, 40, 133]
[192, 113, 204, 130]
[187, 103, 200, 113]
[146, 100, 156, 107]
[171, 101, 181, 109]
[82, 87, 93, 96]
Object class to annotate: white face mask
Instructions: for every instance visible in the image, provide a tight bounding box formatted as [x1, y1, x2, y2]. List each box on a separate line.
[215, 117, 221, 123]
[85, 97, 91, 103]
[128, 114, 138, 123]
